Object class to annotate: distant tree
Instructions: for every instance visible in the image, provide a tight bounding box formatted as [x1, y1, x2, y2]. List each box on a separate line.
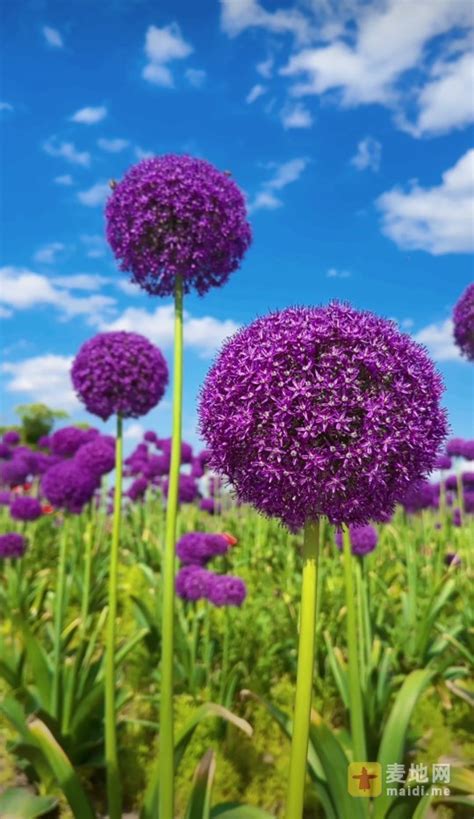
[15, 403, 69, 445]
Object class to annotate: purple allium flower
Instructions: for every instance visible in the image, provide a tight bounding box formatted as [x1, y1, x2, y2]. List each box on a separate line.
[75, 438, 116, 477]
[453, 283, 474, 361]
[127, 477, 149, 501]
[190, 459, 204, 479]
[71, 332, 169, 421]
[444, 552, 461, 566]
[144, 430, 157, 443]
[200, 497, 216, 514]
[41, 461, 99, 514]
[401, 481, 438, 512]
[445, 475, 459, 491]
[163, 474, 198, 504]
[461, 440, 474, 461]
[199, 303, 448, 530]
[0, 443, 12, 459]
[35, 453, 62, 475]
[0, 457, 30, 487]
[0, 491, 12, 505]
[2, 431, 20, 446]
[10, 496, 43, 522]
[452, 508, 462, 527]
[446, 438, 465, 457]
[176, 565, 212, 601]
[464, 491, 474, 513]
[160, 438, 193, 465]
[335, 524, 378, 556]
[50, 427, 87, 457]
[462, 471, 474, 487]
[0, 532, 27, 558]
[176, 532, 229, 565]
[206, 573, 247, 607]
[143, 454, 168, 479]
[37, 435, 51, 449]
[434, 454, 452, 471]
[105, 155, 252, 297]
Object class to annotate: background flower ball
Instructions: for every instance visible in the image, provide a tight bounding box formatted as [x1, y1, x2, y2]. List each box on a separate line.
[199, 302, 448, 530]
[10, 496, 43, 522]
[0, 532, 27, 559]
[105, 154, 252, 297]
[71, 331, 169, 421]
[41, 460, 99, 514]
[453, 283, 474, 361]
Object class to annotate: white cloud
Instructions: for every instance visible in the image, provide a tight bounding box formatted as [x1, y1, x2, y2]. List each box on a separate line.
[404, 51, 474, 137]
[42, 26, 63, 48]
[143, 23, 193, 87]
[414, 318, 462, 362]
[80, 234, 106, 258]
[249, 191, 283, 212]
[52, 274, 108, 291]
[0, 306, 12, 318]
[0, 101, 13, 111]
[257, 56, 274, 78]
[326, 267, 351, 278]
[246, 84, 267, 104]
[280, 0, 473, 133]
[0, 266, 116, 324]
[185, 68, 206, 88]
[220, 0, 313, 44]
[33, 242, 66, 265]
[77, 181, 110, 207]
[249, 157, 308, 212]
[100, 304, 239, 358]
[281, 102, 313, 129]
[134, 146, 154, 160]
[350, 136, 381, 171]
[43, 138, 90, 167]
[97, 137, 130, 153]
[116, 280, 142, 296]
[377, 149, 474, 254]
[2, 355, 78, 410]
[124, 422, 145, 441]
[54, 174, 74, 186]
[70, 105, 107, 125]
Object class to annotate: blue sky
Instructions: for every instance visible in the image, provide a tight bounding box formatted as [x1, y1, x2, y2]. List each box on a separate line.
[1, 0, 473, 447]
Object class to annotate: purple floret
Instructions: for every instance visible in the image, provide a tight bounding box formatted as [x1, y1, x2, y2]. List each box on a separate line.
[163, 474, 198, 504]
[3, 431, 20, 446]
[335, 524, 378, 556]
[144, 430, 157, 443]
[464, 491, 474, 513]
[105, 154, 252, 297]
[0, 532, 27, 558]
[75, 437, 116, 477]
[0, 457, 30, 487]
[127, 477, 149, 501]
[41, 461, 99, 514]
[446, 438, 465, 457]
[199, 302, 448, 530]
[0, 491, 12, 505]
[207, 573, 247, 607]
[462, 471, 474, 487]
[401, 481, 438, 512]
[176, 532, 229, 565]
[160, 438, 194, 465]
[453, 283, 474, 362]
[200, 498, 216, 514]
[176, 565, 213, 601]
[434, 454, 452, 471]
[10, 496, 43, 522]
[71, 331, 169, 421]
[50, 427, 88, 457]
[461, 440, 474, 461]
[0, 443, 12, 459]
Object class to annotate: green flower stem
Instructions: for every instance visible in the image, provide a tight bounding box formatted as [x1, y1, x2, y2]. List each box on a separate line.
[342, 526, 367, 763]
[285, 518, 320, 819]
[51, 524, 68, 719]
[159, 274, 184, 819]
[105, 413, 123, 819]
[80, 519, 93, 633]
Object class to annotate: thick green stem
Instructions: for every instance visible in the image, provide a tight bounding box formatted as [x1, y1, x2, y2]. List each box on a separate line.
[105, 414, 123, 819]
[159, 275, 184, 819]
[342, 526, 367, 763]
[285, 518, 320, 819]
[51, 525, 68, 719]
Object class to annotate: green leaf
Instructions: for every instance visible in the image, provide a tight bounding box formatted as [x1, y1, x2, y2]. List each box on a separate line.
[185, 749, 216, 819]
[374, 669, 433, 819]
[28, 718, 96, 819]
[210, 805, 276, 818]
[0, 788, 57, 818]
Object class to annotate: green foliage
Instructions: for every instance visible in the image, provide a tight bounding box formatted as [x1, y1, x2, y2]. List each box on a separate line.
[15, 403, 68, 445]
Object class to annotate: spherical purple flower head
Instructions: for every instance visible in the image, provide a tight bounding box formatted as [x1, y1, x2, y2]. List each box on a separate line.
[163, 474, 198, 504]
[72, 332, 169, 421]
[51, 426, 88, 457]
[445, 475, 459, 491]
[0, 443, 12, 459]
[0, 457, 30, 487]
[37, 435, 51, 449]
[453, 283, 474, 361]
[143, 454, 168, 479]
[3, 431, 20, 446]
[452, 508, 462, 527]
[461, 440, 474, 461]
[35, 453, 62, 475]
[446, 437, 465, 457]
[207, 573, 247, 607]
[464, 490, 474, 513]
[434, 454, 452, 471]
[191, 459, 204, 479]
[400, 480, 438, 513]
[462, 471, 474, 487]
[144, 430, 157, 443]
[127, 477, 148, 501]
[0, 491, 12, 505]
[176, 565, 212, 602]
[10, 496, 43, 522]
[200, 497, 216, 515]
[160, 438, 194, 465]
[199, 303, 448, 530]
[0, 532, 27, 559]
[176, 532, 229, 565]
[75, 437, 116, 477]
[41, 460, 99, 514]
[105, 155, 252, 297]
[335, 524, 378, 556]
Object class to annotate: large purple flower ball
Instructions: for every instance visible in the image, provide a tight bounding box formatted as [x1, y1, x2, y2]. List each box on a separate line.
[0, 532, 27, 558]
[335, 524, 378, 556]
[10, 496, 43, 522]
[71, 332, 169, 421]
[75, 437, 116, 477]
[50, 426, 87, 457]
[199, 302, 448, 530]
[41, 461, 99, 514]
[105, 155, 252, 297]
[453, 283, 474, 361]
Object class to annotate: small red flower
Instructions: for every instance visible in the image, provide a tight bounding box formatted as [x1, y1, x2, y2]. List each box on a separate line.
[23, 482, 32, 491]
[221, 532, 238, 547]
[42, 504, 55, 515]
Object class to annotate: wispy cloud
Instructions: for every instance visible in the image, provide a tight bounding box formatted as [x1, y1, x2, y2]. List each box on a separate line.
[326, 268, 351, 279]
[33, 242, 66, 265]
[42, 26, 63, 48]
[246, 84, 267, 104]
[52, 274, 108, 291]
[70, 106, 107, 125]
[414, 318, 463, 362]
[185, 68, 206, 88]
[142, 23, 193, 87]
[220, 0, 313, 44]
[77, 181, 110, 207]
[97, 137, 129, 153]
[2, 355, 78, 410]
[281, 102, 313, 129]
[54, 174, 74, 186]
[43, 137, 90, 167]
[249, 157, 309, 212]
[80, 234, 106, 258]
[351, 136, 381, 172]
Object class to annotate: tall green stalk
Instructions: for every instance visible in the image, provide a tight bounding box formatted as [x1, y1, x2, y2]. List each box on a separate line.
[51, 524, 68, 719]
[105, 414, 123, 819]
[285, 518, 320, 819]
[342, 526, 367, 763]
[159, 274, 184, 819]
